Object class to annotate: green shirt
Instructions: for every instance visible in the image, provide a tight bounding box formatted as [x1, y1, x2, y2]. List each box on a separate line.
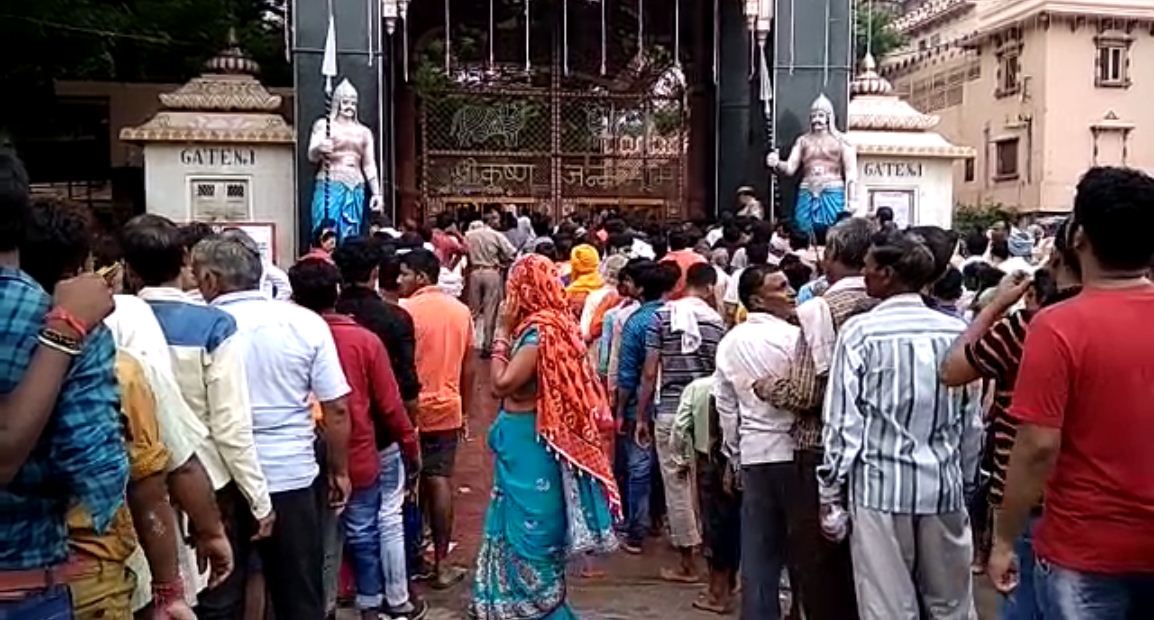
[671, 377, 716, 466]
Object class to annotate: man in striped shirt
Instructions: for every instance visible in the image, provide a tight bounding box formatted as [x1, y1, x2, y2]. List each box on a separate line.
[637, 263, 725, 583]
[819, 231, 983, 620]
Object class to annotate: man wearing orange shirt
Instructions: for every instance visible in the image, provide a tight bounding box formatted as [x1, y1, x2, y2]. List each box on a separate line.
[660, 228, 706, 299]
[397, 249, 476, 590]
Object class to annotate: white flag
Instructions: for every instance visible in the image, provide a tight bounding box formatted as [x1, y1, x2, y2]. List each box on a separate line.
[322, 7, 338, 95]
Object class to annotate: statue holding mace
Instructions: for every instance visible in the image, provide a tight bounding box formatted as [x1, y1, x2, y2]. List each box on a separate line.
[766, 94, 857, 238]
[307, 78, 382, 243]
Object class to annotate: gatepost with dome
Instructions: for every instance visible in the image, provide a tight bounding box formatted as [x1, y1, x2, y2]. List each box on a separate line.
[845, 54, 975, 229]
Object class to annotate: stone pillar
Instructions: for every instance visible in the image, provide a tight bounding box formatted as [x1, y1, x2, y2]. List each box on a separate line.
[292, 0, 392, 250]
[715, 0, 767, 217]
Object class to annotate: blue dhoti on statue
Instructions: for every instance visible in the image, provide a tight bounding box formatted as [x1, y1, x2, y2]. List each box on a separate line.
[310, 179, 366, 243]
[794, 186, 846, 238]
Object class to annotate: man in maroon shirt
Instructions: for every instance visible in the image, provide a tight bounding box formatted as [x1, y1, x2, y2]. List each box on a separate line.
[990, 167, 1154, 618]
[289, 258, 425, 620]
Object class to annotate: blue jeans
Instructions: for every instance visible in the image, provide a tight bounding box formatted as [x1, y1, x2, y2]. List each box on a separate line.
[1036, 556, 1154, 619]
[0, 585, 72, 619]
[378, 444, 411, 610]
[999, 515, 1043, 620]
[615, 420, 655, 546]
[342, 477, 385, 610]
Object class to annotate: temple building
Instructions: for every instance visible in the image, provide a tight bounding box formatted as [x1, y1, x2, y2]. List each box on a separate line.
[884, 0, 1154, 212]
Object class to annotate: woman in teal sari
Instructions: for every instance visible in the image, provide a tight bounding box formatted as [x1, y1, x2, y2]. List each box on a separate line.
[470, 255, 620, 620]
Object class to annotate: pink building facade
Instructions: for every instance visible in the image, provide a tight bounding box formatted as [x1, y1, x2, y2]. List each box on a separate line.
[884, 0, 1154, 213]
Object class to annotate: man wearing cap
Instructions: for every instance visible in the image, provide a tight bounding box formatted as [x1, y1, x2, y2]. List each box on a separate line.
[736, 187, 764, 220]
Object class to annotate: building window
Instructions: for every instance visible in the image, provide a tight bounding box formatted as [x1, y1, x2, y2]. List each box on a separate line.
[995, 139, 1019, 181]
[964, 157, 976, 183]
[190, 178, 251, 221]
[1096, 34, 1132, 88]
[996, 46, 1021, 97]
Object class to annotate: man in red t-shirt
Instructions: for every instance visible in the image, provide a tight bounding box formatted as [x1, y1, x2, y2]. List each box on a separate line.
[991, 167, 1154, 617]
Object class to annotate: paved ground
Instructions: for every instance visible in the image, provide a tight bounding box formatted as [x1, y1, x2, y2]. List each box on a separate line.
[342, 354, 998, 619]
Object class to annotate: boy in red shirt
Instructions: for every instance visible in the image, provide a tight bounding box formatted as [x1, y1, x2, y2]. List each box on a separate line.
[990, 167, 1154, 618]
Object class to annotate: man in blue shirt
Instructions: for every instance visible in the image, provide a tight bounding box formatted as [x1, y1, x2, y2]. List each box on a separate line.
[0, 152, 127, 618]
[613, 261, 678, 553]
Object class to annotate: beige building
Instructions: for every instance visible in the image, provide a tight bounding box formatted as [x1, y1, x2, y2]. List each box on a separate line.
[883, 0, 1154, 213]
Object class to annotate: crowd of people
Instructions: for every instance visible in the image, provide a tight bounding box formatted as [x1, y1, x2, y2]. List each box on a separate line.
[0, 146, 1151, 620]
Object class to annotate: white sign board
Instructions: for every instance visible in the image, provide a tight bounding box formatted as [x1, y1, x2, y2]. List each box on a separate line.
[869, 190, 915, 230]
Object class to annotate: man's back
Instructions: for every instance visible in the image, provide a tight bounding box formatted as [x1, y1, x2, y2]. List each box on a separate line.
[649, 303, 724, 416]
[1011, 285, 1154, 573]
[401, 287, 473, 432]
[0, 267, 127, 570]
[465, 226, 514, 268]
[336, 285, 420, 403]
[824, 293, 982, 514]
[213, 291, 350, 493]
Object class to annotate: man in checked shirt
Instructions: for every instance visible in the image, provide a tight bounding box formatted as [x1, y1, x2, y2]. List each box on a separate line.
[755, 216, 876, 620]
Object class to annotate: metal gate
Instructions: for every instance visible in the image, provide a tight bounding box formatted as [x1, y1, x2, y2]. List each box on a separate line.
[419, 82, 687, 221]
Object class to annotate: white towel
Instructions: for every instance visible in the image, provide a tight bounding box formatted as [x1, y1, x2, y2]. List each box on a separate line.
[796, 276, 865, 374]
[669, 297, 723, 354]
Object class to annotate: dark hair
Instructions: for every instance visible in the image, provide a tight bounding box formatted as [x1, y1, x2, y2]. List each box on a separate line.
[369, 211, 393, 230]
[91, 233, 122, 271]
[907, 226, 959, 282]
[21, 197, 93, 290]
[1031, 268, 1059, 306]
[1052, 217, 1081, 278]
[975, 263, 1005, 294]
[619, 257, 652, 285]
[0, 151, 30, 252]
[750, 220, 775, 244]
[989, 239, 1010, 260]
[332, 236, 383, 285]
[875, 206, 894, 224]
[122, 214, 186, 286]
[788, 229, 810, 251]
[781, 259, 813, 293]
[378, 244, 402, 291]
[746, 241, 770, 266]
[397, 231, 424, 250]
[737, 264, 779, 310]
[964, 229, 989, 257]
[668, 228, 693, 251]
[685, 262, 717, 290]
[398, 248, 440, 283]
[1072, 166, 1154, 271]
[932, 266, 963, 302]
[553, 235, 574, 261]
[181, 222, 216, 251]
[869, 231, 938, 291]
[607, 232, 633, 253]
[435, 211, 456, 230]
[531, 212, 553, 237]
[638, 261, 679, 301]
[289, 258, 341, 312]
[312, 222, 337, 247]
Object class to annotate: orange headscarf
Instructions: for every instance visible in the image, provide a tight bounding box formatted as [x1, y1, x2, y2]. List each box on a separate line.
[506, 255, 621, 515]
[565, 244, 604, 298]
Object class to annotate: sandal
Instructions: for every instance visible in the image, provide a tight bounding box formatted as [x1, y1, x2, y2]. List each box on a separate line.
[692, 593, 732, 615]
[659, 567, 701, 584]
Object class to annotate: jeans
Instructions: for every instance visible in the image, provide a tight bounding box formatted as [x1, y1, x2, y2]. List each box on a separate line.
[741, 462, 793, 620]
[378, 444, 411, 610]
[999, 514, 1042, 620]
[614, 420, 655, 546]
[0, 585, 72, 620]
[343, 478, 385, 610]
[1036, 557, 1154, 619]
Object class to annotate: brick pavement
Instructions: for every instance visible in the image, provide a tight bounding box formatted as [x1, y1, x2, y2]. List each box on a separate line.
[342, 354, 998, 619]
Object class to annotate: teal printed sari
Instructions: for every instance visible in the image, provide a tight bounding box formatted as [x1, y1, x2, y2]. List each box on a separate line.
[470, 328, 617, 620]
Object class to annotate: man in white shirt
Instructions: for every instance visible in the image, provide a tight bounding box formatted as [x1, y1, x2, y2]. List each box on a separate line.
[121, 215, 273, 618]
[723, 242, 771, 325]
[191, 234, 352, 620]
[714, 264, 800, 620]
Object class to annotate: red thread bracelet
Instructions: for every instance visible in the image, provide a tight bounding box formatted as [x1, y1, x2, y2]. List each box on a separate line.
[46, 307, 88, 339]
[151, 579, 185, 611]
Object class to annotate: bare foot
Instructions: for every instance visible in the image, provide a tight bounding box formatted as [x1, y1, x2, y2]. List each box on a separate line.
[660, 567, 701, 584]
[578, 567, 607, 579]
[692, 593, 732, 615]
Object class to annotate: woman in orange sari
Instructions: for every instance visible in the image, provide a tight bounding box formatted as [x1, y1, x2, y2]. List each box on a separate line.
[471, 255, 619, 620]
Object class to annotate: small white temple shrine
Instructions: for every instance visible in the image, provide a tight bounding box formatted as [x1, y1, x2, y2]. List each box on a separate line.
[121, 34, 296, 267]
[847, 54, 973, 229]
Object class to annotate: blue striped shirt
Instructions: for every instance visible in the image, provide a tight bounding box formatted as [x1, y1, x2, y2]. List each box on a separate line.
[818, 294, 983, 515]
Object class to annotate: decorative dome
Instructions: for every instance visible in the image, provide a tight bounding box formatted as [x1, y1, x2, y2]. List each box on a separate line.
[204, 28, 262, 76]
[850, 54, 894, 97]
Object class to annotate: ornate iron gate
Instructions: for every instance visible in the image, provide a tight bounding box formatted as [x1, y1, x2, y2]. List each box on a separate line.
[419, 83, 687, 221]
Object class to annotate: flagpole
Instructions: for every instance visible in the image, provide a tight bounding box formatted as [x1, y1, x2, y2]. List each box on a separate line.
[322, 1, 338, 230]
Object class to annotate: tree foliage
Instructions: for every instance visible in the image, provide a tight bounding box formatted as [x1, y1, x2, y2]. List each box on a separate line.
[954, 201, 1014, 234]
[0, 0, 290, 89]
[855, 3, 906, 62]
